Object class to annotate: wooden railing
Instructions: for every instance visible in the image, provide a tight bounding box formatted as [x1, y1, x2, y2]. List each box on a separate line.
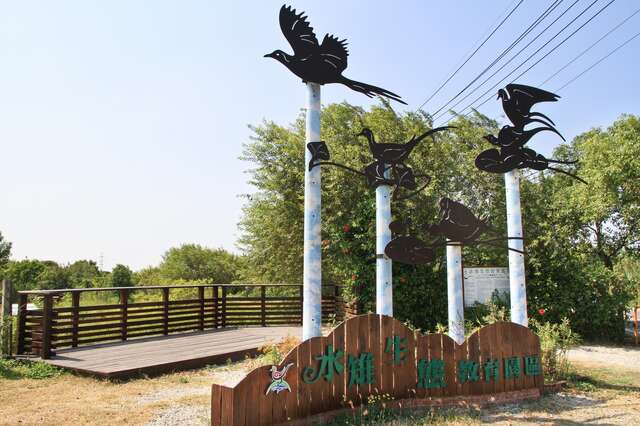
[16, 284, 344, 359]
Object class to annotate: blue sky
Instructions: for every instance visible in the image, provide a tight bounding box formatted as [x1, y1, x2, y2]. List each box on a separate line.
[1, 0, 638, 270]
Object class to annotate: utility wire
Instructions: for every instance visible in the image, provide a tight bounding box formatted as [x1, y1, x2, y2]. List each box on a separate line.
[441, 0, 615, 124]
[430, 0, 565, 118]
[541, 6, 640, 85]
[433, 0, 582, 122]
[555, 29, 640, 91]
[415, 0, 525, 111]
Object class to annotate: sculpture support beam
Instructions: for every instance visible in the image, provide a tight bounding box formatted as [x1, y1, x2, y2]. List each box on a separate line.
[302, 83, 322, 341]
[446, 242, 465, 344]
[505, 169, 528, 327]
[376, 168, 393, 316]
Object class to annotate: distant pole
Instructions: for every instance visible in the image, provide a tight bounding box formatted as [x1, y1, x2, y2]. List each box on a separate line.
[376, 168, 393, 316]
[302, 82, 322, 341]
[505, 169, 528, 327]
[446, 243, 465, 344]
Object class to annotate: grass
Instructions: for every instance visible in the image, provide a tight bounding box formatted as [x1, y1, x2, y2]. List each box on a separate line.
[0, 358, 65, 380]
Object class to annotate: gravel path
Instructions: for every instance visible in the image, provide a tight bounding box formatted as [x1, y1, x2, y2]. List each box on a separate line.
[568, 345, 640, 371]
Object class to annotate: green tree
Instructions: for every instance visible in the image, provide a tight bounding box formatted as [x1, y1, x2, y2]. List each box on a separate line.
[0, 231, 11, 271]
[67, 260, 100, 288]
[552, 114, 640, 269]
[158, 244, 240, 284]
[110, 264, 133, 288]
[238, 100, 501, 330]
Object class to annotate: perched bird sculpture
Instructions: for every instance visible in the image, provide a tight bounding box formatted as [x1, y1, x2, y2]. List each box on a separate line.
[428, 198, 488, 243]
[265, 5, 406, 104]
[357, 127, 451, 167]
[498, 84, 560, 130]
[266, 363, 294, 395]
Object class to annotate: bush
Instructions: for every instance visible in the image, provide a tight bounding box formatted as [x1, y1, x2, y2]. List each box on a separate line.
[0, 359, 64, 380]
[529, 317, 581, 382]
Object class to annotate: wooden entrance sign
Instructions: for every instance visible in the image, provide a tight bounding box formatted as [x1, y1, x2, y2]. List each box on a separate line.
[211, 314, 542, 425]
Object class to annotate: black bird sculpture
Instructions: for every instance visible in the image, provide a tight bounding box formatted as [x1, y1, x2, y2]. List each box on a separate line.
[265, 5, 406, 104]
[498, 84, 560, 130]
[357, 127, 451, 166]
[428, 198, 488, 243]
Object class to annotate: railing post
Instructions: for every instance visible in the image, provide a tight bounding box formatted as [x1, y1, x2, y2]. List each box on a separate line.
[17, 294, 27, 355]
[120, 289, 128, 341]
[41, 294, 53, 359]
[162, 288, 169, 335]
[1, 279, 10, 319]
[221, 287, 227, 328]
[261, 286, 266, 327]
[198, 286, 205, 331]
[213, 285, 219, 329]
[71, 292, 80, 347]
[333, 284, 342, 321]
[634, 306, 638, 346]
[1, 279, 11, 357]
[299, 285, 303, 326]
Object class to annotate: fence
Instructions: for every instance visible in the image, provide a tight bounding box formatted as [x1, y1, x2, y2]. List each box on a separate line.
[16, 284, 344, 359]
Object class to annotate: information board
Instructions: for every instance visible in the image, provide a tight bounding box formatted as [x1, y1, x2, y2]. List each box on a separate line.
[464, 267, 509, 307]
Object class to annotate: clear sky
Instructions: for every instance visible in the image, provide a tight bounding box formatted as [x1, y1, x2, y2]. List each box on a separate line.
[1, 0, 638, 271]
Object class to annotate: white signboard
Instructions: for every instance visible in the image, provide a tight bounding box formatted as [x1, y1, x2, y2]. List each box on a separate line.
[463, 267, 509, 307]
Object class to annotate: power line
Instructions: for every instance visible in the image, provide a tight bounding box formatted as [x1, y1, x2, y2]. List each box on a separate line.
[415, 0, 525, 111]
[433, 0, 582, 122]
[440, 0, 615, 125]
[430, 0, 565, 118]
[541, 6, 640, 85]
[555, 29, 640, 91]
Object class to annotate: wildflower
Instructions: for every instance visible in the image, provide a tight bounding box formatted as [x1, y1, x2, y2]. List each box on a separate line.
[538, 308, 545, 315]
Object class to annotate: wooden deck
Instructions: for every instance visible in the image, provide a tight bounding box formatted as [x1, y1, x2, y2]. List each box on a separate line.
[43, 326, 301, 378]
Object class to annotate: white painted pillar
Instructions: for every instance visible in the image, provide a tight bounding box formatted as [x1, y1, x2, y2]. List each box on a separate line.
[302, 83, 322, 341]
[446, 243, 465, 344]
[376, 169, 393, 316]
[505, 169, 528, 327]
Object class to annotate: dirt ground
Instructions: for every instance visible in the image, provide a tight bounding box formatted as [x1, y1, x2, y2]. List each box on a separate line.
[1, 345, 639, 425]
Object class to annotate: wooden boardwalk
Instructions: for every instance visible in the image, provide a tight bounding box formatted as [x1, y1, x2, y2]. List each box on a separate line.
[43, 326, 301, 378]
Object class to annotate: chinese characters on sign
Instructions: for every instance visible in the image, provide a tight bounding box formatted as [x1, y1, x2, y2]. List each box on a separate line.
[299, 341, 541, 389]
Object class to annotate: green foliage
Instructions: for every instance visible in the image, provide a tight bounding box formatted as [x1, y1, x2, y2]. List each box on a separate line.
[0, 231, 11, 271]
[239, 100, 501, 331]
[0, 358, 64, 380]
[239, 102, 638, 340]
[110, 264, 133, 287]
[529, 317, 581, 382]
[66, 260, 101, 288]
[0, 316, 15, 357]
[135, 244, 241, 285]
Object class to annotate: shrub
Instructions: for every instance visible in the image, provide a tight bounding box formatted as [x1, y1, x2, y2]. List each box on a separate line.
[529, 317, 581, 382]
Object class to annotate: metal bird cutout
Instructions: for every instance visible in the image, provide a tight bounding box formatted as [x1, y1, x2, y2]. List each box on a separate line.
[384, 198, 524, 265]
[477, 84, 585, 183]
[265, 5, 406, 104]
[308, 127, 451, 201]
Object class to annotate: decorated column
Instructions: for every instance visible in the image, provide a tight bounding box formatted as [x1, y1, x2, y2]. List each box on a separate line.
[302, 83, 322, 340]
[505, 169, 527, 327]
[376, 168, 393, 316]
[446, 243, 465, 344]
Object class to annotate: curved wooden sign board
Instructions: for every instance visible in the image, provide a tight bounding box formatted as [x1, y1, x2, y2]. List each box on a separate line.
[211, 314, 542, 425]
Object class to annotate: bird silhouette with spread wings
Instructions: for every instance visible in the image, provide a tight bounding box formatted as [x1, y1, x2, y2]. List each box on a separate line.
[265, 5, 406, 104]
[498, 84, 560, 129]
[476, 83, 585, 183]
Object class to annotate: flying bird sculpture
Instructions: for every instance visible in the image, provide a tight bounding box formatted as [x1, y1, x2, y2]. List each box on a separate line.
[498, 84, 559, 129]
[476, 83, 585, 183]
[265, 5, 406, 104]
